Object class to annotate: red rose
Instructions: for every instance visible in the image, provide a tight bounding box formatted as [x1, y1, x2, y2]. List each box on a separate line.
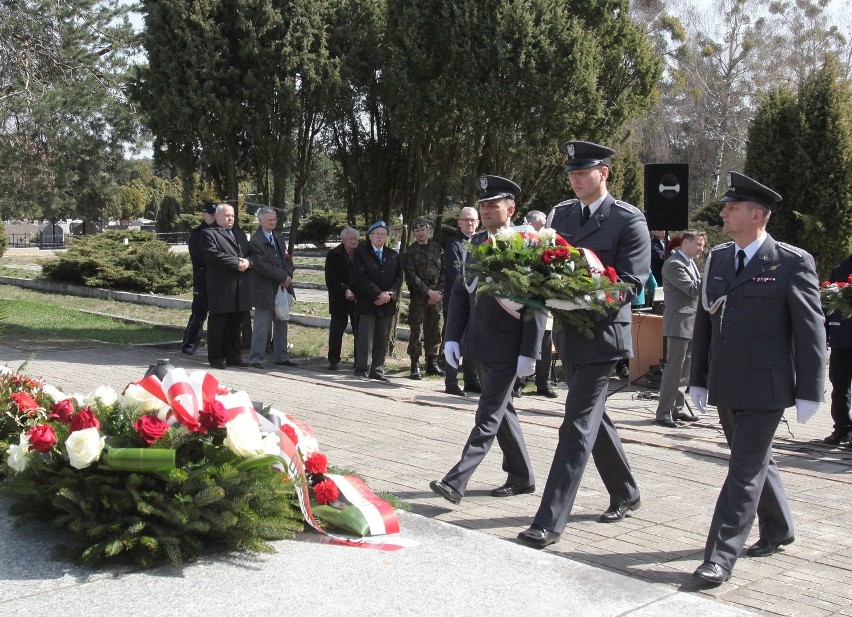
[27, 424, 57, 453]
[281, 424, 299, 446]
[553, 247, 570, 260]
[604, 266, 619, 283]
[313, 479, 339, 505]
[199, 400, 229, 431]
[10, 392, 39, 414]
[70, 407, 101, 431]
[50, 399, 76, 422]
[554, 234, 570, 247]
[134, 415, 170, 445]
[541, 250, 554, 265]
[848, 274, 852, 284]
[305, 452, 328, 475]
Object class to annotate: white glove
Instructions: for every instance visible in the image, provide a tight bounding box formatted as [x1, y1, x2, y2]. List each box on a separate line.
[795, 399, 820, 424]
[444, 341, 461, 369]
[689, 387, 708, 414]
[516, 356, 536, 379]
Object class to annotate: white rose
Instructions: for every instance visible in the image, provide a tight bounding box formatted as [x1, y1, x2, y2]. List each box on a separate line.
[495, 227, 517, 242]
[65, 427, 106, 469]
[85, 385, 118, 407]
[223, 414, 265, 458]
[122, 383, 170, 414]
[41, 383, 70, 403]
[0, 365, 13, 376]
[6, 433, 31, 473]
[261, 432, 281, 456]
[537, 228, 556, 246]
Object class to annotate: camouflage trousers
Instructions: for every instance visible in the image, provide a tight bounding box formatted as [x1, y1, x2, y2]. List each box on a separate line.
[407, 294, 443, 358]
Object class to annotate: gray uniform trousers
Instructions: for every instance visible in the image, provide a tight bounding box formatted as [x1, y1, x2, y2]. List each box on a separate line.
[707, 407, 793, 572]
[442, 361, 534, 494]
[533, 361, 639, 533]
[655, 336, 691, 418]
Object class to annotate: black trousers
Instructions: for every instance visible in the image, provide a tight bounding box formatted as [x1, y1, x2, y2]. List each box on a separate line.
[328, 305, 359, 365]
[181, 273, 208, 354]
[207, 311, 245, 364]
[829, 347, 852, 431]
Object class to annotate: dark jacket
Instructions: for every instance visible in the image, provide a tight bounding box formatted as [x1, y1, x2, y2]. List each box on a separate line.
[325, 243, 356, 315]
[827, 253, 852, 350]
[188, 221, 211, 288]
[248, 228, 295, 311]
[351, 243, 403, 317]
[200, 224, 253, 314]
[443, 229, 469, 298]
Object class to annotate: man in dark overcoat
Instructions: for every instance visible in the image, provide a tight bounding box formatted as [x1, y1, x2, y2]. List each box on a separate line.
[200, 203, 253, 369]
[351, 221, 403, 381]
[518, 141, 649, 549]
[429, 175, 546, 505]
[181, 202, 217, 355]
[324, 226, 360, 370]
[689, 172, 826, 585]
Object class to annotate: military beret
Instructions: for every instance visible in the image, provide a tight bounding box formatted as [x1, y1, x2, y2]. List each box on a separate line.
[720, 171, 782, 208]
[561, 140, 615, 172]
[412, 217, 432, 229]
[475, 175, 522, 202]
[201, 202, 217, 214]
[368, 220, 388, 234]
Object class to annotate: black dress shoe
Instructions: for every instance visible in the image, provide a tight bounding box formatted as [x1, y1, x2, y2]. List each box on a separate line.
[464, 383, 482, 394]
[429, 480, 461, 504]
[227, 359, 249, 367]
[369, 373, 391, 382]
[249, 362, 265, 369]
[824, 429, 852, 445]
[353, 370, 369, 379]
[674, 411, 699, 422]
[598, 496, 641, 522]
[210, 360, 227, 369]
[445, 385, 467, 397]
[512, 385, 524, 398]
[746, 537, 794, 557]
[693, 561, 730, 585]
[275, 360, 298, 367]
[328, 363, 339, 371]
[517, 524, 561, 548]
[491, 483, 535, 497]
[654, 416, 680, 428]
[534, 386, 559, 398]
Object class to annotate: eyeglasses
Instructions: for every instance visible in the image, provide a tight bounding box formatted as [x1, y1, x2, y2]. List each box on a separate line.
[459, 218, 478, 222]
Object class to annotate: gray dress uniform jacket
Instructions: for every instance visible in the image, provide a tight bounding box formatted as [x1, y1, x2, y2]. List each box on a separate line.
[691, 236, 825, 409]
[661, 251, 701, 339]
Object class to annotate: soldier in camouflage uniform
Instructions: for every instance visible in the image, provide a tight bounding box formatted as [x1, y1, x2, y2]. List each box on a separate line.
[403, 218, 446, 379]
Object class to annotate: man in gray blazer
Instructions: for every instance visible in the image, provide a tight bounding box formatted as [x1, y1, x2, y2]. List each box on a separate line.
[690, 172, 826, 585]
[518, 141, 650, 548]
[654, 229, 707, 427]
[429, 175, 547, 504]
[247, 207, 297, 369]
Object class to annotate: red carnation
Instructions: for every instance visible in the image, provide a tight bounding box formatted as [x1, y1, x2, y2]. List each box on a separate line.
[70, 407, 101, 431]
[199, 400, 230, 431]
[554, 234, 570, 247]
[50, 399, 76, 423]
[27, 424, 57, 453]
[281, 424, 299, 446]
[305, 452, 329, 475]
[604, 266, 619, 283]
[134, 415, 170, 445]
[313, 479, 339, 505]
[10, 392, 39, 414]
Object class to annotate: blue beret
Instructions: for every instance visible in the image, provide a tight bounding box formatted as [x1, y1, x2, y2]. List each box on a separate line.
[368, 220, 388, 234]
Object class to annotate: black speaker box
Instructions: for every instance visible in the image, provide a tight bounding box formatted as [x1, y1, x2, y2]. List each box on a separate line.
[644, 163, 689, 231]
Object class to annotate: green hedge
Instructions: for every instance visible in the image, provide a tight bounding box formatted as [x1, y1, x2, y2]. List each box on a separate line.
[41, 230, 191, 295]
[0, 221, 7, 258]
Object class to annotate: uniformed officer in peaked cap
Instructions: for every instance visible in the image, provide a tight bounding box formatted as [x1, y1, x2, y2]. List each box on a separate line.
[720, 171, 782, 207]
[560, 140, 615, 172]
[518, 139, 650, 549]
[476, 175, 522, 202]
[688, 171, 825, 585]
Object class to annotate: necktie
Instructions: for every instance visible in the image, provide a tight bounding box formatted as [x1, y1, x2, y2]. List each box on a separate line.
[735, 249, 746, 276]
[375, 249, 383, 262]
[582, 205, 591, 226]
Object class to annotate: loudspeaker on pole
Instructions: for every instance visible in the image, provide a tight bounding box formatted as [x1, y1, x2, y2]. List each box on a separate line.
[644, 163, 689, 231]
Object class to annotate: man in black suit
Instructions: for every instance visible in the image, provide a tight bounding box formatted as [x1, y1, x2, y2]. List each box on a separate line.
[200, 203, 253, 370]
[442, 207, 481, 396]
[181, 202, 217, 355]
[518, 141, 650, 549]
[689, 172, 826, 585]
[324, 226, 360, 371]
[824, 253, 852, 446]
[429, 175, 547, 505]
[351, 221, 403, 381]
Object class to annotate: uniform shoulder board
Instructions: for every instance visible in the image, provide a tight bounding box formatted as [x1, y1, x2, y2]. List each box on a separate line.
[777, 241, 805, 257]
[613, 199, 640, 213]
[710, 241, 734, 252]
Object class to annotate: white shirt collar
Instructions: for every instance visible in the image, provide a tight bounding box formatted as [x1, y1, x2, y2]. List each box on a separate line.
[734, 233, 768, 267]
[581, 192, 609, 216]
